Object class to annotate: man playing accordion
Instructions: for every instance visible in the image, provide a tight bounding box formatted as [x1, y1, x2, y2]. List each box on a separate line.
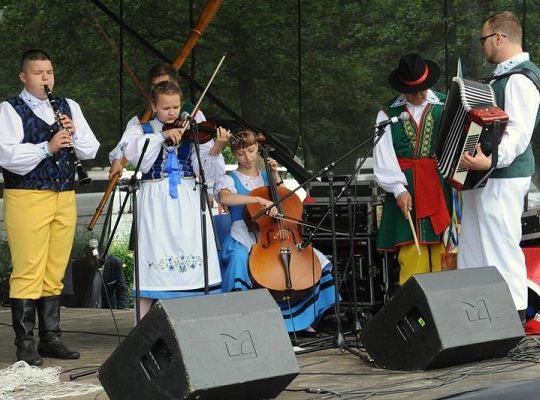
[459, 11, 540, 322]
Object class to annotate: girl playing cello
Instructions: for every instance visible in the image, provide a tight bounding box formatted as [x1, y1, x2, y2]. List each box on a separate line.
[214, 129, 336, 334]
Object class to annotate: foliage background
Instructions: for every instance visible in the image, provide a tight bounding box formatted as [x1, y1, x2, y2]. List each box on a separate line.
[0, 0, 537, 303]
[0, 0, 538, 177]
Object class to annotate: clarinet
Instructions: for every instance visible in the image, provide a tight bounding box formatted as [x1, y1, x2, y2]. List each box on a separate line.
[44, 85, 91, 185]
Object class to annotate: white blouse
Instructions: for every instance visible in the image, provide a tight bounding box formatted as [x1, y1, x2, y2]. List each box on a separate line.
[214, 170, 264, 249]
[120, 116, 225, 185]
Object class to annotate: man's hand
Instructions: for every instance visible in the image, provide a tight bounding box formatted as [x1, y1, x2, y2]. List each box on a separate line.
[396, 191, 412, 219]
[460, 143, 492, 171]
[59, 114, 76, 135]
[48, 129, 73, 154]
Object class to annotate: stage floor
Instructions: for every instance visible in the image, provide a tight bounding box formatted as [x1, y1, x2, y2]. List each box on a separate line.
[1, 306, 539, 400]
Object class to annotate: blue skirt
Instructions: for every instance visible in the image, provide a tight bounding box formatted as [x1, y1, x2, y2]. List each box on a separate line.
[220, 236, 336, 332]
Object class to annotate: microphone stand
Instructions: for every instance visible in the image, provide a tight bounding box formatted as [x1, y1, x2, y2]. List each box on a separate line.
[190, 121, 211, 294]
[70, 139, 150, 381]
[285, 125, 388, 356]
[174, 54, 226, 294]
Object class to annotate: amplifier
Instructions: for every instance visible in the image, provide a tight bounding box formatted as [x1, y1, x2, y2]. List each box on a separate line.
[307, 178, 382, 202]
[522, 208, 540, 244]
[307, 236, 386, 307]
[303, 200, 380, 236]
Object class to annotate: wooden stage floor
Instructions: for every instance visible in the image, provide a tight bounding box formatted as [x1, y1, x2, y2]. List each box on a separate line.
[1, 306, 539, 400]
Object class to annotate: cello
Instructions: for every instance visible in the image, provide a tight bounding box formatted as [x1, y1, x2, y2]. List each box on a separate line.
[245, 136, 321, 302]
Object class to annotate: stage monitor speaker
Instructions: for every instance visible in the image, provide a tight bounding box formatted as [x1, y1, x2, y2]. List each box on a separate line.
[99, 289, 299, 400]
[361, 267, 524, 370]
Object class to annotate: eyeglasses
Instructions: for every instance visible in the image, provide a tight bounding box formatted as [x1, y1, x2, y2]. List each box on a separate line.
[479, 32, 507, 46]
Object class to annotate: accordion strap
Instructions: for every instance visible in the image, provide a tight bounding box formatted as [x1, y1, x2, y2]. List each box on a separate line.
[481, 68, 540, 92]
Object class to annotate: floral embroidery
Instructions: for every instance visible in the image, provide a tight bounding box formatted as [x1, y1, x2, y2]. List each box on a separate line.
[419, 111, 434, 158]
[146, 255, 203, 273]
[403, 119, 416, 148]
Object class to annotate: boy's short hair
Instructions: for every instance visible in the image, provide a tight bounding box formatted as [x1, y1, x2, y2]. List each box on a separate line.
[20, 49, 51, 72]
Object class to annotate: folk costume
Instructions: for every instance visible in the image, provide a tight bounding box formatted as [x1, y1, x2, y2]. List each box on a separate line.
[458, 53, 540, 311]
[0, 88, 99, 365]
[373, 54, 452, 285]
[214, 170, 336, 333]
[121, 110, 224, 299]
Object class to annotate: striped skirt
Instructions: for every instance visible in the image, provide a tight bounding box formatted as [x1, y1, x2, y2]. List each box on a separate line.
[220, 236, 336, 332]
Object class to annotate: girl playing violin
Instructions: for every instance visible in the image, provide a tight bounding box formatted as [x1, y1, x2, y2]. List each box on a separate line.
[121, 81, 231, 319]
[214, 129, 336, 334]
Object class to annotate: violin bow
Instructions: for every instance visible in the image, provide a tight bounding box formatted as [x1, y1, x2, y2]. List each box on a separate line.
[87, 0, 224, 230]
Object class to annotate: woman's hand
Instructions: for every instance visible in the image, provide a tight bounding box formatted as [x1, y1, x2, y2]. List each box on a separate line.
[256, 196, 279, 217]
[266, 157, 282, 183]
[162, 127, 184, 146]
[209, 126, 232, 155]
[108, 159, 124, 179]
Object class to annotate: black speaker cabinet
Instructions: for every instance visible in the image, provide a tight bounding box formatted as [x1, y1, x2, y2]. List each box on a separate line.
[361, 267, 524, 370]
[99, 289, 299, 399]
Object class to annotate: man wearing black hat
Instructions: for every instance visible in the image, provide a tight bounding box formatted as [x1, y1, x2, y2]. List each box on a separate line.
[373, 53, 452, 285]
[459, 11, 540, 320]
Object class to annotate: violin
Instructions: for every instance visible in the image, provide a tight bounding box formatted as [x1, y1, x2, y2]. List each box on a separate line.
[162, 119, 218, 145]
[245, 136, 321, 302]
[162, 118, 241, 147]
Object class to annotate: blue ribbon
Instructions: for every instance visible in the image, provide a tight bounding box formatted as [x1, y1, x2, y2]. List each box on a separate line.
[163, 148, 180, 199]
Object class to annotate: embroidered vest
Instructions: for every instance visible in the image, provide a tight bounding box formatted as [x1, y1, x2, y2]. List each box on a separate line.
[3, 96, 74, 191]
[384, 93, 445, 159]
[228, 171, 268, 222]
[140, 102, 197, 181]
[489, 60, 540, 178]
[376, 93, 450, 250]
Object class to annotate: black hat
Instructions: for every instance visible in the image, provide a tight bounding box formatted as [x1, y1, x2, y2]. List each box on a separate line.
[388, 53, 440, 93]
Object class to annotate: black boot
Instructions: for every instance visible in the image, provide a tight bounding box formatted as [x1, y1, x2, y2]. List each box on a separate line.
[11, 298, 43, 366]
[37, 296, 80, 359]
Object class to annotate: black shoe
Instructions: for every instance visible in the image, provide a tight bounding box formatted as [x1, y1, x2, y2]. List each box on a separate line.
[17, 340, 43, 366]
[11, 298, 43, 366]
[38, 337, 80, 359]
[37, 296, 80, 359]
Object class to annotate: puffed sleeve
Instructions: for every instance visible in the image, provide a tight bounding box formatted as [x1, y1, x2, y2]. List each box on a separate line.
[108, 115, 141, 164]
[372, 109, 408, 197]
[214, 174, 237, 202]
[189, 109, 226, 184]
[67, 99, 100, 160]
[122, 122, 165, 173]
[0, 101, 50, 175]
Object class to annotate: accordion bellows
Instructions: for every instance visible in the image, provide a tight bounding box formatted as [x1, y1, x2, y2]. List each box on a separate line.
[436, 77, 508, 190]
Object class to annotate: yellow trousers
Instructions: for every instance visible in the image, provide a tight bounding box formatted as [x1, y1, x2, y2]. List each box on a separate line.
[397, 243, 445, 285]
[4, 189, 76, 299]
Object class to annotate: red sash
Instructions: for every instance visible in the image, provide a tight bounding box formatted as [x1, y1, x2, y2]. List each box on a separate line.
[397, 158, 450, 235]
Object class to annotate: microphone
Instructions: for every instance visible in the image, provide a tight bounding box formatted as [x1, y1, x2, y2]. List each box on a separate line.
[180, 111, 194, 121]
[89, 238, 99, 258]
[374, 111, 410, 129]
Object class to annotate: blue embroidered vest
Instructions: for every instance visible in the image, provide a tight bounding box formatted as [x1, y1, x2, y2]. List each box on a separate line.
[140, 122, 195, 180]
[3, 96, 74, 191]
[228, 171, 268, 222]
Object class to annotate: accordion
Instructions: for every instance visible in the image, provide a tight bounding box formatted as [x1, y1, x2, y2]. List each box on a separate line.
[436, 77, 508, 190]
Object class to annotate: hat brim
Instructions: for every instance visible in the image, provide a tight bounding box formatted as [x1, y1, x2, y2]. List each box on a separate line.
[388, 59, 440, 93]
